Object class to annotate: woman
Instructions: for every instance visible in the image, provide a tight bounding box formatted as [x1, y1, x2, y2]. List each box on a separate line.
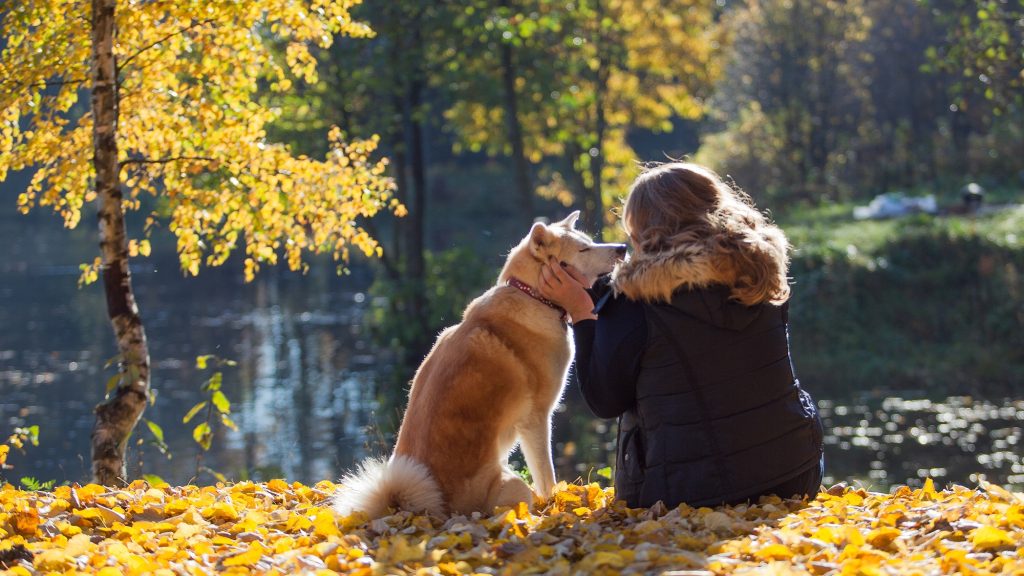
[540, 162, 824, 508]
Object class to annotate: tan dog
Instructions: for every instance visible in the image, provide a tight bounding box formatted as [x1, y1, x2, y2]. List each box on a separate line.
[333, 211, 626, 517]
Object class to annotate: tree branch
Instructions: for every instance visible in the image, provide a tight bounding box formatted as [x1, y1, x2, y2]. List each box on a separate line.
[120, 156, 215, 169]
[119, 18, 216, 71]
[0, 77, 88, 99]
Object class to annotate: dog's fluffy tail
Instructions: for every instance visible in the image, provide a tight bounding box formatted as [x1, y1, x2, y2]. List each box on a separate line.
[332, 455, 444, 518]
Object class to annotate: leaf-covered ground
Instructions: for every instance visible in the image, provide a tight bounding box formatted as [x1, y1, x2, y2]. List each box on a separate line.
[1, 478, 1021, 575]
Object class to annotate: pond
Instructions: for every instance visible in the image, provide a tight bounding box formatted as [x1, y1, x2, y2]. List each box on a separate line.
[1, 211, 1021, 493]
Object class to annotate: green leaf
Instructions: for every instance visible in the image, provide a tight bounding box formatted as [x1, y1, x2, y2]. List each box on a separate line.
[145, 419, 164, 443]
[183, 401, 207, 424]
[196, 355, 213, 370]
[19, 477, 54, 491]
[142, 474, 168, 487]
[193, 422, 212, 450]
[597, 466, 612, 480]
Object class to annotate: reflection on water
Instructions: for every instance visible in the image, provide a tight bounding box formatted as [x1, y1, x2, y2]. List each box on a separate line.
[0, 212, 1021, 491]
[818, 396, 1023, 490]
[0, 249, 385, 485]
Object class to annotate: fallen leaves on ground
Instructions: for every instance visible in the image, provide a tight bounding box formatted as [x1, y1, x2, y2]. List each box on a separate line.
[1, 477, 1022, 574]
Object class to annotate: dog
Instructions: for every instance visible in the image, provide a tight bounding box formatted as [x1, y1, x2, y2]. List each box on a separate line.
[333, 211, 626, 517]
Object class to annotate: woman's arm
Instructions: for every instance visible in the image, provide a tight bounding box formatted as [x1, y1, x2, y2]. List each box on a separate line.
[538, 259, 645, 419]
[572, 296, 645, 419]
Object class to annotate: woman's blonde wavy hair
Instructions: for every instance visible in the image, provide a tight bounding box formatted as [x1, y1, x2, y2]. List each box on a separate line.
[621, 162, 791, 306]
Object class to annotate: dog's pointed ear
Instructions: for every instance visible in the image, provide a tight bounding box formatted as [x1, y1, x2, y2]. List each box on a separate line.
[556, 210, 581, 229]
[529, 222, 550, 257]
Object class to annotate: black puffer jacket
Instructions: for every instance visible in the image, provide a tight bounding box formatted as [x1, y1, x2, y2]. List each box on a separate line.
[621, 287, 822, 507]
[572, 280, 823, 508]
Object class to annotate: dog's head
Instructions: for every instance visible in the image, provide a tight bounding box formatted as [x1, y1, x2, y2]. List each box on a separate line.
[528, 211, 627, 286]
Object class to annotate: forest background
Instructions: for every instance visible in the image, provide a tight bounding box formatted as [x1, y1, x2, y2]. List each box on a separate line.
[0, 0, 1022, 492]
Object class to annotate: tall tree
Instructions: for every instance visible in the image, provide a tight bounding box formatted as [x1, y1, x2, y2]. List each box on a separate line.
[446, 0, 719, 239]
[269, 1, 460, 369]
[0, 0, 398, 484]
[696, 0, 874, 202]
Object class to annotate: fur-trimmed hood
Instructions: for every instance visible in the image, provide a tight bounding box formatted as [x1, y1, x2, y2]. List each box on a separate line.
[610, 225, 790, 308]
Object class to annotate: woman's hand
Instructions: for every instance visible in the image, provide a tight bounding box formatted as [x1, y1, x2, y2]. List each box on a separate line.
[538, 258, 598, 323]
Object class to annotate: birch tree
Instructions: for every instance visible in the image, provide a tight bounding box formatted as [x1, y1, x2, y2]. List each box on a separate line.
[0, 0, 400, 485]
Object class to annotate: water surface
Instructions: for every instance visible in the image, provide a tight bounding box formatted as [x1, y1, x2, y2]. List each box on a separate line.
[1, 211, 1020, 492]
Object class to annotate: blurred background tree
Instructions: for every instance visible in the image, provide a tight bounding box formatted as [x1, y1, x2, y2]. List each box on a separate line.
[266, 0, 1023, 404]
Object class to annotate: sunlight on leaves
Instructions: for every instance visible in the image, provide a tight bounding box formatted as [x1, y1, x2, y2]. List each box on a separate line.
[0, 479, 1021, 574]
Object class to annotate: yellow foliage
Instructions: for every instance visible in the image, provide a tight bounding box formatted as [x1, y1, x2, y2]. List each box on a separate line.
[971, 525, 1014, 550]
[0, 480, 1022, 574]
[0, 0, 400, 285]
[447, 0, 719, 216]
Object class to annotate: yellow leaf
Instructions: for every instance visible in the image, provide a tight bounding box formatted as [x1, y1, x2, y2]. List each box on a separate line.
[843, 491, 865, 506]
[223, 541, 267, 567]
[582, 551, 627, 568]
[203, 500, 239, 522]
[274, 536, 296, 554]
[10, 509, 39, 535]
[65, 532, 95, 557]
[312, 509, 341, 537]
[970, 525, 1013, 550]
[514, 500, 530, 520]
[378, 536, 426, 564]
[173, 522, 206, 540]
[338, 510, 368, 530]
[266, 479, 290, 493]
[866, 526, 902, 549]
[812, 526, 841, 544]
[755, 543, 795, 561]
[921, 478, 937, 499]
[33, 549, 69, 571]
[285, 513, 313, 531]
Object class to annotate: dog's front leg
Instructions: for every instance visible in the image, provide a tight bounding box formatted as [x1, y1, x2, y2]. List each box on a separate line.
[517, 418, 556, 499]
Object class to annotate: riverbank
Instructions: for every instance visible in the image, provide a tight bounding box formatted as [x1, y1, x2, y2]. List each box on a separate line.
[1, 480, 1021, 574]
[782, 201, 1024, 397]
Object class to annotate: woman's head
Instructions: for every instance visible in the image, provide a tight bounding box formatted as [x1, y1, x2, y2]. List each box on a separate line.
[619, 162, 791, 305]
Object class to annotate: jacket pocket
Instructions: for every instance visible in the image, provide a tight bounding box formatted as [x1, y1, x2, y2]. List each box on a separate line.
[617, 425, 646, 483]
[796, 384, 824, 452]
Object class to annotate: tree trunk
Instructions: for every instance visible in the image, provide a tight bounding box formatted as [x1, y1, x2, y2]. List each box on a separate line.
[498, 8, 532, 224]
[90, 0, 151, 486]
[403, 24, 430, 367]
[566, 141, 599, 238]
[588, 0, 609, 241]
